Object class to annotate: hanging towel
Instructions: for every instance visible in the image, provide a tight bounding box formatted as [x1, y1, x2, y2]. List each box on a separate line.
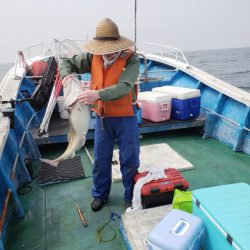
[126, 167, 166, 212]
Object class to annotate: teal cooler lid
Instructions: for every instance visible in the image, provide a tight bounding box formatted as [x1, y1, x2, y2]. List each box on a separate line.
[193, 182, 250, 250]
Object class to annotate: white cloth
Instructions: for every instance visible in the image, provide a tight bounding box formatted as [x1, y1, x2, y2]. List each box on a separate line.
[126, 167, 167, 212]
[102, 51, 121, 69]
[62, 75, 86, 108]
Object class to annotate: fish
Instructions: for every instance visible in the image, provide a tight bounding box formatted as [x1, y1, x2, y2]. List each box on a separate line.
[40, 75, 90, 167]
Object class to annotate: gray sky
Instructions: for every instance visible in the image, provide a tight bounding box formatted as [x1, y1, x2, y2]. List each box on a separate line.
[0, 0, 250, 63]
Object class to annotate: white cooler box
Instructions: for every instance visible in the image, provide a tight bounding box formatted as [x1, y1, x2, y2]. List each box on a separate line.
[138, 91, 171, 122]
[153, 86, 201, 120]
[147, 209, 204, 250]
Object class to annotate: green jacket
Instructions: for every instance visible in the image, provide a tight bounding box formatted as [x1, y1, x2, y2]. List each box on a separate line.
[59, 52, 140, 101]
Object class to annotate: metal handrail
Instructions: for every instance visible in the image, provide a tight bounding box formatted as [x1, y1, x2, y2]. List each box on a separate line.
[53, 39, 85, 63]
[136, 52, 148, 82]
[22, 43, 47, 61]
[143, 42, 190, 66]
[16, 38, 87, 63]
[201, 106, 250, 131]
[12, 39, 87, 79]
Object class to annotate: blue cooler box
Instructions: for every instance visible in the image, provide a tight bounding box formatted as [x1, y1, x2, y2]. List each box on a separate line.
[193, 183, 250, 250]
[152, 86, 200, 120]
[147, 209, 204, 250]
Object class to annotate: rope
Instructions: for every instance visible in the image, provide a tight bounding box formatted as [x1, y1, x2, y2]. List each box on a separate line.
[13, 50, 29, 79]
[96, 211, 121, 244]
[17, 51, 29, 71]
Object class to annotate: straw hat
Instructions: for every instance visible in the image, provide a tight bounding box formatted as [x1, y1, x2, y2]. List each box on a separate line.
[83, 18, 135, 55]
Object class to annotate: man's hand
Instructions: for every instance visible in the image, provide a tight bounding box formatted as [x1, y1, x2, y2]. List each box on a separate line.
[78, 89, 100, 104]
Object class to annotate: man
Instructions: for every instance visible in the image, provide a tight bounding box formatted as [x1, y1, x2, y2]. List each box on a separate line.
[59, 18, 140, 211]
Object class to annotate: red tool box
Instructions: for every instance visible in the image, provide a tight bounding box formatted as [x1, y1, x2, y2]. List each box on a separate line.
[134, 168, 189, 208]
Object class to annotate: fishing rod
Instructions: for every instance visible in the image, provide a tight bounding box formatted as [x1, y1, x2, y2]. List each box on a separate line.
[0, 97, 33, 107]
[0, 96, 33, 128]
[135, 0, 137, 51]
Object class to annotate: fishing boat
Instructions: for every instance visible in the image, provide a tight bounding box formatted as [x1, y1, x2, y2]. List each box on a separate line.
[0, 40, 250, 250]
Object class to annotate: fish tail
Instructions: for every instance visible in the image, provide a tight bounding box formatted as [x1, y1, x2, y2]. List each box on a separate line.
[40, 158, 59, 167]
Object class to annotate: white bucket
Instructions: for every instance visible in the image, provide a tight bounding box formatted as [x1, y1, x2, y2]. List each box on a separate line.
[57, 96, 69, 119]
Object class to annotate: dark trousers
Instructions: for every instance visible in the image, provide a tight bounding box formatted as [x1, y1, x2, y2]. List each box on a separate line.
[92, 114, 140, 203]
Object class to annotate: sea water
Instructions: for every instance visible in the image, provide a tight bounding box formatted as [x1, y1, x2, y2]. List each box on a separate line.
[185, 47, 250, 92]
[0, 47, 250, 92]
[0, 62, 14, 82]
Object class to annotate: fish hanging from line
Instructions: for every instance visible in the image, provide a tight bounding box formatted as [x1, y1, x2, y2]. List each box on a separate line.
[40, 75, 90, 167]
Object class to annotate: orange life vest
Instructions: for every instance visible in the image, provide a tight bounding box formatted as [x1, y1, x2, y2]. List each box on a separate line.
[90, 50, 134, 117]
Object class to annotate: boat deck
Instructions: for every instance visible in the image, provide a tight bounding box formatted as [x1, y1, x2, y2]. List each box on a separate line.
[5, 129, 250, 250]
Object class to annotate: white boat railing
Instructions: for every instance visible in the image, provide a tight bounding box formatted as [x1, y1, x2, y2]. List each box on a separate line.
[13, 43, 51, 79]
[22, 43, 48, 61]
[143, 42, 190, 66]
[20, 38, 87, 61]
[12, 38, 87, 79]
[52, 39, 86, 62]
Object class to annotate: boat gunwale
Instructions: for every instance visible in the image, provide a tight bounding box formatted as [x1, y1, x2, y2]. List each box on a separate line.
[144, 53, 250, 107]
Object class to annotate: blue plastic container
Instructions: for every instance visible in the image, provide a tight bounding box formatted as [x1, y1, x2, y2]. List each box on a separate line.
[147, 209, 204, 250]
[193, 183, 250, 250]
[171, 96, 200, 120]
[133, 104, 142, 124]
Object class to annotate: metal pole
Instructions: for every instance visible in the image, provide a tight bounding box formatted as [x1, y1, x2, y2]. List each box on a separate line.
[135, 0, 137, 51]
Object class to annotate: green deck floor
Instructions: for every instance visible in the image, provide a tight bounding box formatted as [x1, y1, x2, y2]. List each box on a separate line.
[5, 129, 250, 250]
